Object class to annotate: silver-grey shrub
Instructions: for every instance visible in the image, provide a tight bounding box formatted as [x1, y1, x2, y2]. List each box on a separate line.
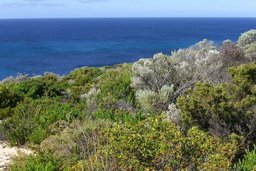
[244, 43, 256, 61]
[238, 29, 256, 47]
[132, 33, 256, 114]
[237, 30, 256, 62]
[132, 53, 195, 113]
[132, 53, 179, 113]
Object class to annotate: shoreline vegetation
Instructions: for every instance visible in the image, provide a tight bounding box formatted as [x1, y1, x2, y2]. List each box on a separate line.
[0, 30, 255, 170]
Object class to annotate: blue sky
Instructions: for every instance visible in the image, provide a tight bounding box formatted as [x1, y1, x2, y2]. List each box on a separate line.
[0, 0, 255, 18]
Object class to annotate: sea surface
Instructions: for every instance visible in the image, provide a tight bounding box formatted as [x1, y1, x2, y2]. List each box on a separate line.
[0, 18, 256, 79]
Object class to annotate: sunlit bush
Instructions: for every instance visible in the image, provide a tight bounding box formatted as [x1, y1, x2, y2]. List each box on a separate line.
[244, 43, 256, 61]
[83, 115, 240, 170]
[177, 64, 256, 146]
[9, 75, 64, 99]
[64, 67, 103, 97]
[238, 29, 256, 47]
[132, 53, 185, 113]
[10, 153, 59, 171]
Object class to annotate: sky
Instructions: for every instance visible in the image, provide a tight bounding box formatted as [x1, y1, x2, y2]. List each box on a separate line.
[0, 0, 255, 19]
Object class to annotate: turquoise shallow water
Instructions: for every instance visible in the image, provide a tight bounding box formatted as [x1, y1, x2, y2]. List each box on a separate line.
[0, 18, 256, 79]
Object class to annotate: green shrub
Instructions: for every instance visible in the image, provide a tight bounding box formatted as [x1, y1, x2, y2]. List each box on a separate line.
[1, 98, 81, 145]
[177, 63, 256, 146]
[97, 65, 136, 106]
[81, 65, 138, 122]
[0, 85, 21, 119]
[10, 153, 59, 171]
[235, 146, 256, 171]
[243, 43, 256, 62]
[39, 120, 111, 169]
[10, 76, 64, 99]
[92, 108, 144, 123]
[64, 67, 103, 97]
[65, 67, 103, 86]
[0, 85, 21, 108]
[83, 115, 240, 170]
[0, 107, 12, 119]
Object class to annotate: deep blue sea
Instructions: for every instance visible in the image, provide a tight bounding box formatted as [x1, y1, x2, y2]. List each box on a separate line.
[0, 18, 256, 79]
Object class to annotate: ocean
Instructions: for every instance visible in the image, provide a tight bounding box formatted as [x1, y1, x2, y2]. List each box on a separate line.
[0, 18, 256, 79]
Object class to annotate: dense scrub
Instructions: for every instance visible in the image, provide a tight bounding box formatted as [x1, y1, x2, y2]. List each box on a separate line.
[177, 64, 256, 146]
[0, 30, 256, 170]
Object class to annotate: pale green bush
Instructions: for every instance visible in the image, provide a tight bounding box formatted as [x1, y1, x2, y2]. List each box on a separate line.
[238, 29, 256, 47]
[132, 53, 182, 113]
[244, 43, 256, 61]
[136, 90, 158, 112]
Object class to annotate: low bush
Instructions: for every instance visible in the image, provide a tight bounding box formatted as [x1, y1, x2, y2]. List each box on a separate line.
[235, 145, 256, 171]
[0, 85, 21, 119]
[1, 98, 82, 145]
[10, 153, 59, 171]
[81, 65, 138, 122]
[82, 115, 240, 170]
[238, 30, 256, 47]
[177, 63, 256, 146]
[63, 67, 103, 97]
[9, 75, 64, 99]
[14, 120, 112, 170]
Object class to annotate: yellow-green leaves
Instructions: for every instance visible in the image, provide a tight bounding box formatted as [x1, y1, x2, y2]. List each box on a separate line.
[84, 115, 239, 170]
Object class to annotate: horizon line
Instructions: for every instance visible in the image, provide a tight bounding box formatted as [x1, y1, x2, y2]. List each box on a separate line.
[1, 17, 256, 20]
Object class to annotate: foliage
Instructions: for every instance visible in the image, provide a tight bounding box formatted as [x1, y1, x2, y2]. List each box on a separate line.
[238, 29, 256, 47]
[177, 63, 256, 146]
[1, 98, 81, 145]
[82, 65, 138, 122]
[132, 39, 251, 114]
[220, 39, 246, 66]
[244, 43, 256, 61]
[83, 115, 239, 170]
[10, 153, 59, 171]
[64, 67, 103, 97]
[9, 74, 64, 99]
[10, 120, 112, 170]
[132, 53, 186, 113]
[235, 145, 256, 171]
[0, 85, 21, 119]
[237, 29, 256, 63]
[96, 64, 136, 107]
[171, 39, 220, 83]
[0, 85, 20, 108]
[92, 108, 143, 123]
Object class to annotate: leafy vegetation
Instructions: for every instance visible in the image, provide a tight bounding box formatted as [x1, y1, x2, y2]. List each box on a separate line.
[82, 115, 240, 170]
[0, 30, 255, 170]
[177, 64, 256, 147]
[0, 85, 21, 119]
[235, 145, 256, 171]
[1, 98, 81, 145]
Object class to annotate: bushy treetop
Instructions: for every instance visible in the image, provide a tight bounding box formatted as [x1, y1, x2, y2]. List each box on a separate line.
[238, 29, 256, 47]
